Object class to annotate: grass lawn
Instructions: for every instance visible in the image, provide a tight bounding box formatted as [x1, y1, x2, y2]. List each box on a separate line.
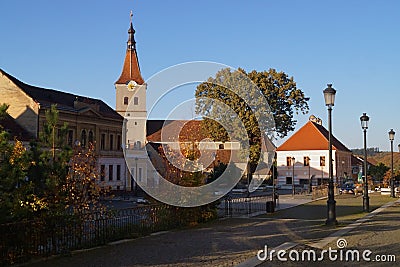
[261, 193, 394, 225]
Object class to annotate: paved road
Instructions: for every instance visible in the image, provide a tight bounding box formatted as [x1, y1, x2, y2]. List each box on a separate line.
[25, 194, 399, 267]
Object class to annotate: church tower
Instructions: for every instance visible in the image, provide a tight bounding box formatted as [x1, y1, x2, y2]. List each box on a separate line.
[115, 12, 148, 191]
[115, 12, 147, 149]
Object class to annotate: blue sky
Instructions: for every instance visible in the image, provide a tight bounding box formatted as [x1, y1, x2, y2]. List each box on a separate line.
[1, 0, 400, 151]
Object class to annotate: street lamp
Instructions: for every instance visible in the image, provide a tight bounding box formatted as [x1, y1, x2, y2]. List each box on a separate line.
[272, 154, 277, 206]
[360, 113, 370, 212]
[389, 129, 395, 198]
[323, 84, 337, 225]
[134, 157, 138, 196]
[292, 157, 295, 196]
[341, 160, 345, 186]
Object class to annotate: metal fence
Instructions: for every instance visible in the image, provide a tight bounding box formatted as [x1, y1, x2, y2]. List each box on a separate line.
[0, 204, 179, 265]
[219, 194, 275, 217]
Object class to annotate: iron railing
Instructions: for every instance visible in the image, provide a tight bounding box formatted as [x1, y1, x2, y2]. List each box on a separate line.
[0, 204, 179, 265]
[219, 194, 275, 217]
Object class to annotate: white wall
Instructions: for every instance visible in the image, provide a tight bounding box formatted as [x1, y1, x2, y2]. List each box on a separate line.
[276, 150, 334, 186]
[98, 157, 127, 190]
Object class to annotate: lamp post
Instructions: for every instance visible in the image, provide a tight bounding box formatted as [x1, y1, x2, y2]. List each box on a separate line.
[389, 129, 395, 198]
[360, 113, 370, 212]
[292, 157, 295, 196]
[272, 154, 276, 205]
[323, 84, 337, 225]
[134, 157, 138, 196]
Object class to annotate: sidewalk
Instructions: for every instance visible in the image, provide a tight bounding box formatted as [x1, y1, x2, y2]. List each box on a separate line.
[25, 193, 399, 267]
[275, 194, 317, 211]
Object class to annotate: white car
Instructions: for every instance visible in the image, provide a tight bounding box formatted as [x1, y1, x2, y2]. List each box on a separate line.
[136, 198, 149, 204]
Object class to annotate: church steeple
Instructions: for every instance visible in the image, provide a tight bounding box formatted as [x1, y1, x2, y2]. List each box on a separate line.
[115, 11, 144, 85]
[127, 11, 136, 51]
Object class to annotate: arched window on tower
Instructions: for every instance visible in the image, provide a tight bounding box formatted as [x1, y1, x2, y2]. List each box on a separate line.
[81, 130, 87, 148]
[123, 97, 129, 105]
[135, 141, 141, 149]
[133, 97, 139, 105]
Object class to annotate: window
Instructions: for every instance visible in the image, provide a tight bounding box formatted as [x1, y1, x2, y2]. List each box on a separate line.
[109, 165, 113, 181]
[81, 130, 87, 148]
[100, 165, 105, 181]
[320, 156, 326, 166]
[133, 97, 139, 105]
[286, 157, 293, 166]
[101, 134, 105, 150]
[117, 135, 121, 150]
[67, 130, 73, 147]
[286, 177, 292, 185]
[110, 134, 114, 150]
[138, 168, 142, 182]
[88, 130, 94, 144]
[219, 144, 225, 149]
[304, 156, 310, 166]
[123, 97, 129, 105]
[135, 141, 141, 149]
[117, 165, 121, 181]
[299, 179, 308, 186]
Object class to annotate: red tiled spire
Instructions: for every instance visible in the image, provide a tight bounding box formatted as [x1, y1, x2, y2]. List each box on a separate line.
[115, 13, 144, 85]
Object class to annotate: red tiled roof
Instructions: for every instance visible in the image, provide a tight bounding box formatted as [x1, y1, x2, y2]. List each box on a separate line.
[277, 121, 351, 152]
[146, 120, 206, 143]
[115, 49, 144, 85]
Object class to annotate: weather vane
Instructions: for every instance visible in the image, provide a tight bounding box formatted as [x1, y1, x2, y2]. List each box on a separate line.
[130, 10, 133, 24]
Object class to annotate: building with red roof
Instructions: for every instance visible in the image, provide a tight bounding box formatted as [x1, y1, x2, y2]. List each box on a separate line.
[276, 115, 352, 188]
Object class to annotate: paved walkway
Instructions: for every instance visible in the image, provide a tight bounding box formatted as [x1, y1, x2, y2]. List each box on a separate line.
[275, 194, 317, 211]
[25, 194, 399, 267]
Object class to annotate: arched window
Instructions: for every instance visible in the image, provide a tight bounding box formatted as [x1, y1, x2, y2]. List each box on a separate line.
[135, 141, 141, 149]
[123, 97, 129, 105]
[219, 143, 225, 150]
[88, 130, 94, 145]
[81, 130, 87, 148]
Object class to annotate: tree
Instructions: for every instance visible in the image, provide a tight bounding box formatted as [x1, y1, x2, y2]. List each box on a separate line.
[207, 162, 227, 184]
[195, 68, 309, 176]
[0, 103, 9, 121]
[39, 104, 69, 161]
[0, 104, 36, 223]
[62, 143, 107, 220]
[246, 68, 309, 137]
[27, 104, 72, 216]
[156, 142, 206, 187]
[368, 162, 389, 183]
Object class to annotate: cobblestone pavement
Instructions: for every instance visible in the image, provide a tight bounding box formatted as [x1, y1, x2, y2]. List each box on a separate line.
[24, 194, 399, 267]
[256, 201, 400, 267]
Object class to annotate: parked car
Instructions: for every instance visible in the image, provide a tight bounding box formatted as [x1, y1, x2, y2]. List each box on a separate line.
[339, 183, 355, 194]
[136, 198, 149, 204]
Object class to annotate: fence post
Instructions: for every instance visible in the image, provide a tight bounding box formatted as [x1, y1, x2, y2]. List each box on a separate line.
[248, 197, 252, 215]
